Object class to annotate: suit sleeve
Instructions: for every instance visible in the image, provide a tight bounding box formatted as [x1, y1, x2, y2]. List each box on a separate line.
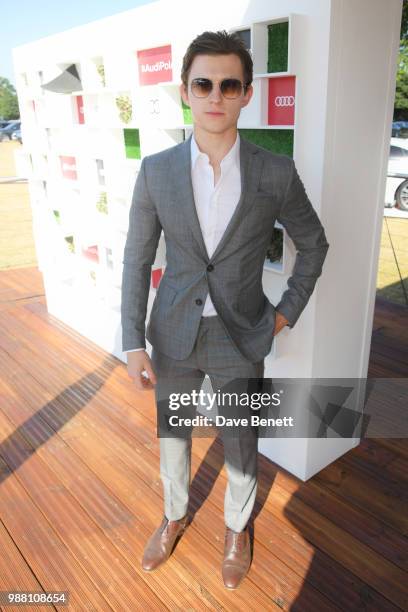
[275, 158, 329, 328]
[121, 157, 162, 352]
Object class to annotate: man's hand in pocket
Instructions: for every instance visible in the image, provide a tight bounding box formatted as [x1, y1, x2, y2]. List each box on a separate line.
[273, 311, 289, 336]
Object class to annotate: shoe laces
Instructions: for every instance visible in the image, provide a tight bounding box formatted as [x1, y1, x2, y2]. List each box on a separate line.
[226, 528, 246, 553]
[161, 515, 186, 535]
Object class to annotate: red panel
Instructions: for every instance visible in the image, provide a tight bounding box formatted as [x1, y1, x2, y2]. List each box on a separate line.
[137, 45, 172, 86]
[76, 95, 84, 124]
[267, 76, 296, 126]
[60, 156, 77, 180]
[151, 268, 163, 289]
[82, 245, 99, 263]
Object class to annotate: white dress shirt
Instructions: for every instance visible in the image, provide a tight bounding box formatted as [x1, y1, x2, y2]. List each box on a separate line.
[127, 131, 242, 352]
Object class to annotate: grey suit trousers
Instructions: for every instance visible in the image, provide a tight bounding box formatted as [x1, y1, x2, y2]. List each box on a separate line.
[151, 314, 264, 532]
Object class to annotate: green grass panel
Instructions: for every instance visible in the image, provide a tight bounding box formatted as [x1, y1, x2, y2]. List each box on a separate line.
[123, 128, 141, 159]
[239, 129, 293, 157]
[182, 99, 192, 125]
[267, 22, 289, 73]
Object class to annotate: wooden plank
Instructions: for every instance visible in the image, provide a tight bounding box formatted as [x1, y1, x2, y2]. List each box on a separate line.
[0, 453, 114, 611]
[312, 459, 407, 534]
[367, 350, 408, 377]
[368, 349, 408, 375]
[367, 364, 400, 377]
[369, 296, 408, 378]
[348, 439, 408, 484]
[375, 439, 408, 461]
[370, 332, 408, 359]
[0, 267, 44, 303]
[0, 519, 51, 612]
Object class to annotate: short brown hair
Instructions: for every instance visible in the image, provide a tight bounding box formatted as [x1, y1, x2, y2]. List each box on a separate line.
[181, 30, 253, 91]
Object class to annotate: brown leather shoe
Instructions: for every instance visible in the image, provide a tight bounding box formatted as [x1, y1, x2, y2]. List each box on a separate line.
[141, 514, 188, 571]
[222, 526, 251, 589]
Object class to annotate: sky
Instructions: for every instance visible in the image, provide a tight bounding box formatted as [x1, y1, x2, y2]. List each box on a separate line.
[1, 0, 156, 86]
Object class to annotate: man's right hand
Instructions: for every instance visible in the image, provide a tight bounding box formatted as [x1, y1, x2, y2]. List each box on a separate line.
[126, 350, 157, 391]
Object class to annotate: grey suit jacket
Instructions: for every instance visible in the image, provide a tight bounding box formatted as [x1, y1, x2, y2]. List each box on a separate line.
[121, 134, 329, 362]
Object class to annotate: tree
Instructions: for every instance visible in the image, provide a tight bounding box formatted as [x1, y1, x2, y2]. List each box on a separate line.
[401, 0, 408, 41]
[395, 0, 408, 118]
[0, 77, 20, 120]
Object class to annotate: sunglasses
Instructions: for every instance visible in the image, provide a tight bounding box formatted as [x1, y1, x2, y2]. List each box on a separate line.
[190, 77, 248, 99]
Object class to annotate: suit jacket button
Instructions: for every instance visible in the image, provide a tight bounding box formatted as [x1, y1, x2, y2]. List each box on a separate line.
[207, 264, 214, 271]
[195, 298, 203, 305]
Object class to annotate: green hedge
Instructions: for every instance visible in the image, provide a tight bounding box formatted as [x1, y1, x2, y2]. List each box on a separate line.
[124, 129, 140, 159]
[267, 22, 289, 73]
[239, 129, 293, 157]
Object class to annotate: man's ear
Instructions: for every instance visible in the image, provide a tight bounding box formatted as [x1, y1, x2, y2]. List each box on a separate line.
[241, 83, 253, 109]
[180, 83, 190, 107]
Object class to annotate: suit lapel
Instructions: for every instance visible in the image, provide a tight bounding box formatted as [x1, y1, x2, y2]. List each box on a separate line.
[211, 137, 263, 262]
[170, 133, 263, 262]
[170, 135, 209, 259]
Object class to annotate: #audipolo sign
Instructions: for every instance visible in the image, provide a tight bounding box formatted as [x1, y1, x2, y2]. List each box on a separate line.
[268, 76, 296, 126]
[137, 44, 172, 86]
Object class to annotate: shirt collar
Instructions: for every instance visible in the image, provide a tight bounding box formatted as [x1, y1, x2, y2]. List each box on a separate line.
[190, 130, 240, 171]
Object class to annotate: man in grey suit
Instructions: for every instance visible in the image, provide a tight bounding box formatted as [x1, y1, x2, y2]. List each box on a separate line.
[121, 30, 329, 588]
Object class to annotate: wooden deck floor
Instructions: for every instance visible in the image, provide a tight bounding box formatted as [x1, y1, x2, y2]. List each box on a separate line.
[0, 267, 407, 611]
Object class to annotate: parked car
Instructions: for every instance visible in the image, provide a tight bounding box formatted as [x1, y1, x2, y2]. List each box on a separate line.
[385, 137, 408, 211]
[0, 120, 11, 129]
[391, 121, 408, 138]
[12, 128, 22, 144]
[0, 120, 21, 141]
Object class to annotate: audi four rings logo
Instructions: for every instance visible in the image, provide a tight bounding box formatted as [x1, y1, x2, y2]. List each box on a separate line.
[275, 96, 295, 107]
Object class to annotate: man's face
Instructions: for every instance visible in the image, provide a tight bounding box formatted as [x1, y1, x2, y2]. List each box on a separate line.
[180, 53, 253, 135]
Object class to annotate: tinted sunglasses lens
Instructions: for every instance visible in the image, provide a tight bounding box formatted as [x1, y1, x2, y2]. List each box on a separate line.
[220, 79, 243, 98]
[191, 78, 212, 97]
